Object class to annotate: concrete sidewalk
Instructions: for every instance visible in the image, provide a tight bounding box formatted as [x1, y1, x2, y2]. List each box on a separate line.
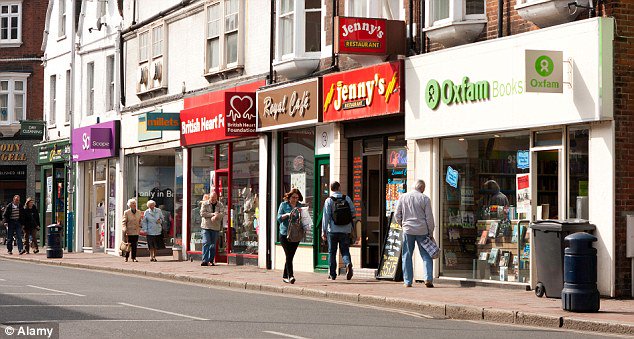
[1, 252, 632, 336]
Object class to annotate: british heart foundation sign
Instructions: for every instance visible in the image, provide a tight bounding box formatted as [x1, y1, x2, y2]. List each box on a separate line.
[337, 17, 387, 55]
[323, 61, 403, 122]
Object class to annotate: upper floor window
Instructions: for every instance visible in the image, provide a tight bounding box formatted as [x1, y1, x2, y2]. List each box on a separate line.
[205, 0, 244, 74]
[58, 0, 66, 37]
[152, 25, 163, 58]
[346, 0, 403, 20]
[276, 0, 321, 60]
[49, 75, 56, 126]
[426, 0, 485, 28]
[106, 55, 115, 111]
[0, 2, 21, 46]
[139, 31, 149, 63]
[0, 75, 26, 125]
[86, 62, 94, 116]
[65, 70, 71, 123]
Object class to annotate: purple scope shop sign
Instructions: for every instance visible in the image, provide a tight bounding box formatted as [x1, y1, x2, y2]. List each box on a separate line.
[72, 120, 120, 162]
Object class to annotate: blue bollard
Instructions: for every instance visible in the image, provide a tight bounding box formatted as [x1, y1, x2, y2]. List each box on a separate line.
[562, 232, 599, 312]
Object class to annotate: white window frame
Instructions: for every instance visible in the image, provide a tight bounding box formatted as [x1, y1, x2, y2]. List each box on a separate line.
[275, 0, 322, 62]
[151, 25, 163, 59]
[138, 30, 149, 64]
[425, 0, 486, 28]
[204, 0, 244, 75]
[0, 73, 27, 125]
[106, 55, 115, 112]
[65, 69, 71, 124]
[86, 62, 94, 116]
[0, 1, 22, 47]
[58, 0, 66, 38]
[345, 0, 405, 20]
[49, 75, 56, 126]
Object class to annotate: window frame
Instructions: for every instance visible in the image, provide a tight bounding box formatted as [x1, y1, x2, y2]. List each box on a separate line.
[425, 0, 486, 28]
[49, 75, 56, 126]
[275, 0, 322, 62]
[345, 0, 404, 20]
[106, 55, 115, 112]
[204, 0, 244, 75]
[0, 73, 27, 125]
[0, 1, 22, 46]
[138, 30, 149, 64]
[86, 62, 95, 117]
[58, 0, 66, 38]
[151, 25, 164, 59]
[65, 70, 71, 124]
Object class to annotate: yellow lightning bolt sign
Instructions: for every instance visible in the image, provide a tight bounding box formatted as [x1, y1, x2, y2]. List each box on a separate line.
[324, 84, 335, 113]
[385, 72, 398, 103]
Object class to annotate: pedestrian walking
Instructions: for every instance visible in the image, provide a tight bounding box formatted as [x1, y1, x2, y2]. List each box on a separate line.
[395, 180, 435, 288]
[321, 181, 355, 280]
[200, 192, 224, 266]
[277, 188, 306, 284]
[141, 200, 163, 262]
[22, 197, 40, 254]
[122, 198, 142, 262]
[2, 195, 25, 255]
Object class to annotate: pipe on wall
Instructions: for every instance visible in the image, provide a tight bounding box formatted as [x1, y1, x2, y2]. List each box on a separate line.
[498, 0, 504, 38]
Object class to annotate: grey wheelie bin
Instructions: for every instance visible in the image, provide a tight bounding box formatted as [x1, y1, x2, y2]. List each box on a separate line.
[530, 219, 595, 298]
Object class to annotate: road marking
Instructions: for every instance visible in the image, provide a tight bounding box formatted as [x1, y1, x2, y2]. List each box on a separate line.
[0, 279, 6, 281]
[1, 293, 64, 296]
[27, 285, 85, 297]
[0, 305, 123, 308]
[4, 319, 192, 323]
[118, 302, 209, 321]
[262, 331, 310, 339]
[0, 285, 21, 287]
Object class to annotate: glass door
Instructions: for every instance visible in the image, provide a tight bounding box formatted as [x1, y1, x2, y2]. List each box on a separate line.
[362, 152, 383, 268]
[215, 172, 230, 262]
[42, 166, 53, 245]
[314, 156, 330, 269]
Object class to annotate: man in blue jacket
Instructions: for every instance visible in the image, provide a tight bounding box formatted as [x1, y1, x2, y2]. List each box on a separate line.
[322, 181, 355, 280]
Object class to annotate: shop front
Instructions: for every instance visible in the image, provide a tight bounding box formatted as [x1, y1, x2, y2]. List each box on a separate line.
[72, 120, 120, 254]
[257, 78, 322, 273]
[180, 81, 264, 265]
[405, 18, 615, 294]
[322, 61, 405, 271]
[36, 139, 71, 247]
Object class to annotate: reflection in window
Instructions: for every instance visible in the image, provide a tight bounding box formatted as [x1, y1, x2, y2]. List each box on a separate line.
[568, 128, 589, 219]
[231, 139, 260, 254]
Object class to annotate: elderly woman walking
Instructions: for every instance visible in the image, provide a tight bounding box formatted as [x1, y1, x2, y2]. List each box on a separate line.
[141, 200, 163, 262]
[122, 198, 143, 262]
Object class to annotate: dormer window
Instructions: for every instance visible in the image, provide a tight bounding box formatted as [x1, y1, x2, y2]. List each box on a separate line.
[137, 23, 166, 94]
[424, 0, 486, 48]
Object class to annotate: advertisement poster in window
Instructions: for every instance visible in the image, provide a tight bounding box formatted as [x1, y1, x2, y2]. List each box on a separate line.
[516, 173, 531, 220]
[290, 172, 306, 198]
[46, 176, 53, 213]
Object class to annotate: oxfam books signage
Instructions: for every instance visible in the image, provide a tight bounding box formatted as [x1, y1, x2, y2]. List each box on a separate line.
[525, 50, 563, 93]
[425, 77, 491, 110]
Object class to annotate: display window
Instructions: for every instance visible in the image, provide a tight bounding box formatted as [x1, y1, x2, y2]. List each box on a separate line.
[279, 128, 315, 243]
[83, 159, 116, 251]
[230, 139, 259, 254]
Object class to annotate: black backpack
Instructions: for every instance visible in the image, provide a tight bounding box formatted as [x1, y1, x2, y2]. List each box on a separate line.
[331, 195, 353, 226]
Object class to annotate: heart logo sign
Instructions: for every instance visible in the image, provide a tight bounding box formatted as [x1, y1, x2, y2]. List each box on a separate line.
[225, 92, 257, 136]
[229, 95, 255, 122]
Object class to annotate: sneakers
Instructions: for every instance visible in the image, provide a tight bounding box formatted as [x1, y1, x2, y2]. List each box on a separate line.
[132, 259, 138, 262]
[327, 275, 336, 280]
[7, 251, 12, 255]
[424, 280, 434, 288]
[346, 263, 354, 280]
[283, 277, 291, 283]
[201, 262, 209, 266]
[33, 249, 39, 254]
[125, 258, 128, 262]
[404, 283, 412, 288]
[289, 277, 296, 284]
[19, 250, 26, 255]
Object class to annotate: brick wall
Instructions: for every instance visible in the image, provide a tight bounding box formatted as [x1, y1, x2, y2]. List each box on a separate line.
[604, 0, 634, 298]
[0, 0, 46, 122]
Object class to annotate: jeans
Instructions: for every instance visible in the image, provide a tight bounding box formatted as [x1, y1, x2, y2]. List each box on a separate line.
[202, 229, 219, 264]
[23, 227, 38, 252]
[125, 235, 139, 260]
[327, 232, 352, 278]
[6, 220, 23, 253]
[280, 234, 299, 279]
[402, 233, 433, 285]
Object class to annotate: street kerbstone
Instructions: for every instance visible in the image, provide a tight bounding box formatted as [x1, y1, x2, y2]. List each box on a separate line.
[229, 281, 247, 289]
[562, 317, 634, 335]
[419, 301, 447, 318]
[283, 286, 304, 296]
[327, 291, 359, 303]
[384, 297, 420, 312]
[446, 304, 483, 320]
[483, 308, 515, 324]
[260, 284, 283, 294]
[358, 294, 387, 307]
[245, 282, 261, 291]
[302, 288, 327, 298]
[516, 311, 562, 328]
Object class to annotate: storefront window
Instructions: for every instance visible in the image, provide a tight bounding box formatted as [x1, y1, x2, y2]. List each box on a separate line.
[190, 146, 215, 252]
[174, 149, 184, 247]
[386, 135, 407, 218]
[440, 132, 530, 283]
[138, 153, 176, 247]
[84, 161, 106, 250]
[280, 128, 315, 243]
[218, 143, 229, 169]
[568, 128, 589, 219]
[107, 159, 116, 249]
[231, 139, 259, 254]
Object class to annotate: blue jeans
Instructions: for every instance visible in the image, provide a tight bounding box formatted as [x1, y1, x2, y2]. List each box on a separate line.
[328, 232, 352, 277]
[201, 229, 219, 264]
[6, 220, 24, 253]
[402, 233, 433, 285]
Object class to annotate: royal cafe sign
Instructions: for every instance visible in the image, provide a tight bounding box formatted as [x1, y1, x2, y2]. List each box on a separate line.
[323, 61, 403, 122]
[256, 78, 321, 131]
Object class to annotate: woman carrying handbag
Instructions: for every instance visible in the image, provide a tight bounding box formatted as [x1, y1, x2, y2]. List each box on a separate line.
[122, 198, 142, 262]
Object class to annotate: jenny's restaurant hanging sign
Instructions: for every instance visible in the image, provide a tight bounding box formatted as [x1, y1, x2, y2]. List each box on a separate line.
[335, 16, 406, 56]
[71, 120, 120, 162]
[323, 61, 403, 122]
[180, 92, 257, 147]
[256, 78, 321, 131]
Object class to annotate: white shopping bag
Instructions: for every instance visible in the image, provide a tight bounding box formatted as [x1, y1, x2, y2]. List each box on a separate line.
[300, 207, 313, 230]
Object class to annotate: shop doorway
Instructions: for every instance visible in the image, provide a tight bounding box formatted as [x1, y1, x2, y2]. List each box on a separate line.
[314, 156, 330, 270]
[91, 183, 106, 251]
[532, 149, 563, 220]
[362, 152, 383, 268]
[213, 171, 230, 262]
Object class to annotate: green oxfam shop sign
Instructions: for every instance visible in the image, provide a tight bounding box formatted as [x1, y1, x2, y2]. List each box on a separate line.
[425, 77, 490, 110]
[525, 50, 563, 93]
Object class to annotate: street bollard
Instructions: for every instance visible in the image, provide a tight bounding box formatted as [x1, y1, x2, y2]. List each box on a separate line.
[46, 224, 63, 259]
[562, 232, 599, 312]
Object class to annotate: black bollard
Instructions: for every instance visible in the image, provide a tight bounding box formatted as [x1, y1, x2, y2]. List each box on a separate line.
[562, 232, 599, 312]
[46, 224, 63, 259]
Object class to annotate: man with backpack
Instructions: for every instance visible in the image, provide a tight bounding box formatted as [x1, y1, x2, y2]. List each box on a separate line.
[322, 181, 355, 280]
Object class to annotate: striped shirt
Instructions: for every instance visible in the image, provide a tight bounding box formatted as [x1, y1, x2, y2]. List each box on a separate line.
[10, 204, 19, 221]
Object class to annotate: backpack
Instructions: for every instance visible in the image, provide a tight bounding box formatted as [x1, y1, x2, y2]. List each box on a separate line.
[286, 207, 305, 242]
[331, 195, 353, 226]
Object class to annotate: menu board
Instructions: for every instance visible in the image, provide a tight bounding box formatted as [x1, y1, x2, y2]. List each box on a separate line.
[352, 156, 362, 218]
[376, 214, 404, 281]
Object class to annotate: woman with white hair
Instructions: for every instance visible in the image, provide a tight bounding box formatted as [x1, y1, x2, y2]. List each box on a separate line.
[141, 200, 163, 262]
[122, 198, 142, 262]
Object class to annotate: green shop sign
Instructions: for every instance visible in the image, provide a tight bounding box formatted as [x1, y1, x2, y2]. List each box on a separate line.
[525, 50, 563, 93]
[20, 121, 45, 139]
[37, 141, 71, 164]
[146, 112, 180, 131]
[425, 77, 490, 110]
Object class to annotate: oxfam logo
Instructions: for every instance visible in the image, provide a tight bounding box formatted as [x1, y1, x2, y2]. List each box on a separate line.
[425, 80, 441, 110]
[535, 55, 554, 77]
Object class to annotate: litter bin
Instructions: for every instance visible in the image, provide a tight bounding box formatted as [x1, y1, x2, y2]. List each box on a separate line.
[530, 219, 595, 298]
[46, 224, 63, 259]
[562, 232, 600, 312]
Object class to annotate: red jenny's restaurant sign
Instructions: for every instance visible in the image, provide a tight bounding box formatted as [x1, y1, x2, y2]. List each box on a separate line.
[336, 16, 387, 55]
[180, 92, 257, 147]
[323, 61, 403, 122]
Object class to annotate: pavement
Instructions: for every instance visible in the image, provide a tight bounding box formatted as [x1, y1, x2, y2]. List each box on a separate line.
[1, 251, 633, 336]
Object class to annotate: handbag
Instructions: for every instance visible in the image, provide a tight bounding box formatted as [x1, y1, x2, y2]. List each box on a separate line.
[421, 198, 440, 259]
[119, 241, 131, 253]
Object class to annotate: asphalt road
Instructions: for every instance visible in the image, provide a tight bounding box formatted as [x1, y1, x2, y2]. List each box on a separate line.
[0, 259, 616, 339]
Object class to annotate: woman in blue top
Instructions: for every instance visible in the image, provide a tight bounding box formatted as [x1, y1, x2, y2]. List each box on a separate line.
[277, 188, 303, 284]
[141, 200, 163, 262]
